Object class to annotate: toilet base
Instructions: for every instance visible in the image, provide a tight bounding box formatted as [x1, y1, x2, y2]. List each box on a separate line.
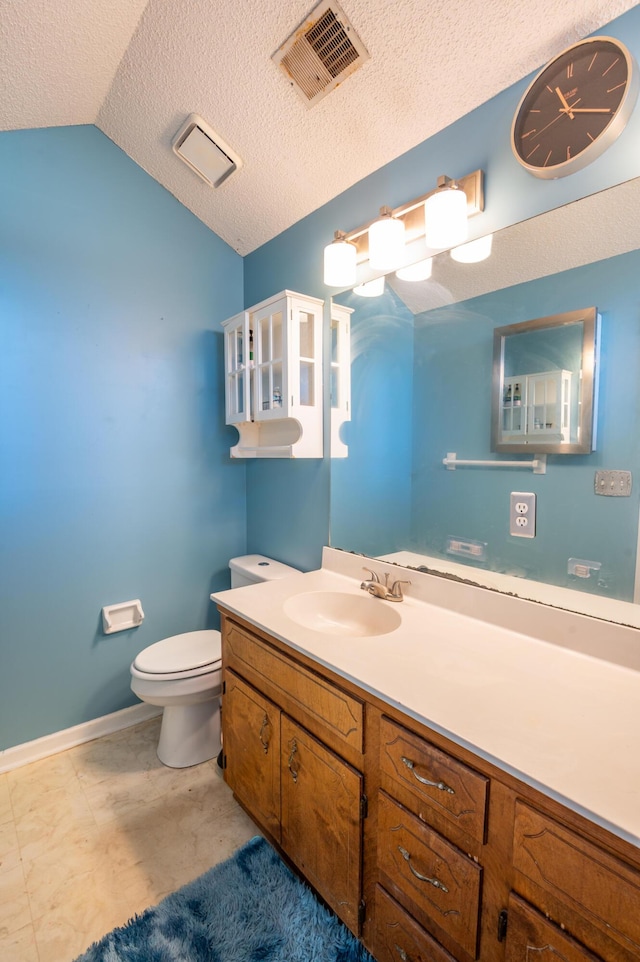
[157, 699, 221, 768]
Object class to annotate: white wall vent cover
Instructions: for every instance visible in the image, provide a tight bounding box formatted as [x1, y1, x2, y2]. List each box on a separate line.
[172, 114, 243, 188]
[272, 0, 369, 107]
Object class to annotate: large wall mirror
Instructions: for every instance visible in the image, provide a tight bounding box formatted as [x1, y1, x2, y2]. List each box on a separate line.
[330, 176, 640, 627]
[490, 307, 599, 454]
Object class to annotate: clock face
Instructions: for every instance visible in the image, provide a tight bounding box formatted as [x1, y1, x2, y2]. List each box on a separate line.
[511, 37, 638, 178]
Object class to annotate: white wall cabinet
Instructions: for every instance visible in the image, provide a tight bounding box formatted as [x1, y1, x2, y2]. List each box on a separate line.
[501, 369, 571, 444]
[222, 291, 324, 458]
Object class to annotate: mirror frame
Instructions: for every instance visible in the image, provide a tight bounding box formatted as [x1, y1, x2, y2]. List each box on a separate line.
[490, 306, 600, 454]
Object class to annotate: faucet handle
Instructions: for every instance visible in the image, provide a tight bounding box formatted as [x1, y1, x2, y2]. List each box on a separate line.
[390, 578, 411, 599]
[362, 566, 380, 583]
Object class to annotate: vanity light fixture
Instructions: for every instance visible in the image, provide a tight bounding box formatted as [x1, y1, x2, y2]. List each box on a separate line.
[368, 206, 406, 271]
[353, 277, 385, 297]
[323, 230, 357, 286]
[322, 169, 484, 287]
[450, 234, 493, 263]
[424, 176, 468, 249]
[395, 257, 433, 282]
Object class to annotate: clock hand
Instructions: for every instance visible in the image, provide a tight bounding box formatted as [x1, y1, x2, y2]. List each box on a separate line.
[528, 110, 566, 141]
[564, 107, 613, 113]
[555, 86, 575, 119]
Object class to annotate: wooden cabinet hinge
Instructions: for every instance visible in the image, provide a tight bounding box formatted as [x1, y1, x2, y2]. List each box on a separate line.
[360, 794, 368, 820]
[222, 679, 226, 695]
[497, 908, 508, 942]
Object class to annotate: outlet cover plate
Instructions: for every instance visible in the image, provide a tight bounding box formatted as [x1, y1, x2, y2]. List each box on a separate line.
[510, 492, 536, 538]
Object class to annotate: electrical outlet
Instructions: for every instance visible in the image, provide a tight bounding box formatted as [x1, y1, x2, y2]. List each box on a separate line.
[510, 492, 536, 538]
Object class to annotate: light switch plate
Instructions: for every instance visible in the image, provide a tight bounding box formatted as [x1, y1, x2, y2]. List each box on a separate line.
[510, 492, 536, 538]
[594, 470, 632, 496]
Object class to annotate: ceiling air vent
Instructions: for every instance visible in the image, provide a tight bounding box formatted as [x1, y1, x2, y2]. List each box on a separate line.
[273, 0, 369, 107]
[172, 114, 243, 188]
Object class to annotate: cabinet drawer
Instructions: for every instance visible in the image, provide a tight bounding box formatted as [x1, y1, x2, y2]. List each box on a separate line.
[377, 791, 482, 959]
[505, 893, 604, 962]
[374, 884, 458, 962]
[224, 620, 363, 754]
[380, 716, 488, 843]
[513, 802, 640, 957]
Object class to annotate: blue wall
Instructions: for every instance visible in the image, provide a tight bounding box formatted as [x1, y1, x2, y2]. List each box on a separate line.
[5, 6, 640, 751]
[0, 126, 245, 750]
[243, 5, 640, 571]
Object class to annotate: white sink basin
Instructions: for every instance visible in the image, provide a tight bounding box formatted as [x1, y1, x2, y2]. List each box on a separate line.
[283, 590, 401, 637]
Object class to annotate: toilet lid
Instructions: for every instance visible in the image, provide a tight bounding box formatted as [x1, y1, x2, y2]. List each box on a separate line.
[133, 630, 221, 675]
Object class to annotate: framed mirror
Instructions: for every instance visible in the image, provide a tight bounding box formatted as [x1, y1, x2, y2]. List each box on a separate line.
[490, 307, 600, 454]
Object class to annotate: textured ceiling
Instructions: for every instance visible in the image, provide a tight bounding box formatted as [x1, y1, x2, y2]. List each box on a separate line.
[1, 0, 638, 254]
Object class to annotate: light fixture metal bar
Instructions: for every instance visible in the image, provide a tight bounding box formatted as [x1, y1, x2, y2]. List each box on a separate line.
[343, 169, 484, 263]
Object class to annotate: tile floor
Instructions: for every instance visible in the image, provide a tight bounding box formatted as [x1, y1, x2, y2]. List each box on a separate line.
[0, 717, 258, 962]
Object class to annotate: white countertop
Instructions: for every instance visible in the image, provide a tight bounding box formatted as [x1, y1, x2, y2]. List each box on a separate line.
[212, 548, 640, 848]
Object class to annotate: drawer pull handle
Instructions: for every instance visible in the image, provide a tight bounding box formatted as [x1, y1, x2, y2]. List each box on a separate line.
[288, 739, 299, 783]
[259, 714, 270, 754]
[394, 945, 408, 961]
[397, 846, 449, 892]
[401, 756, 455, 795]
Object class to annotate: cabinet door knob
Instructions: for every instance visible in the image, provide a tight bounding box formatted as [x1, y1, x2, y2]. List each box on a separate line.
[397, 846, 449, 892]
[401, 756, 455, 794]
[394, 945, 408, 961]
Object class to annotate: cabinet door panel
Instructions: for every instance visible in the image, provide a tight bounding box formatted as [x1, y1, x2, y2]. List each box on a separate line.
[377, 791, 482, 959]
[222, 670, 280, 841]
[281, 715, 363, 933]
[513, 802, 640, 957]
[505, 893, 604, 962]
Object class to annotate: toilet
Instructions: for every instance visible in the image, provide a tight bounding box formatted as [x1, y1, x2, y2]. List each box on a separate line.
[129, 554, 299, 768]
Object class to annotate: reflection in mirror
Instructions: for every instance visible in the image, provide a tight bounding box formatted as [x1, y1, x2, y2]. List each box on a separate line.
[491, 307, 599, 454]
[330, 178, 640, 625]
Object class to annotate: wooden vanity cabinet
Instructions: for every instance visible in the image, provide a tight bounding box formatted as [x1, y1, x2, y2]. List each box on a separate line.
[218, 609, 640, 962]
[221, 614, 365, 932]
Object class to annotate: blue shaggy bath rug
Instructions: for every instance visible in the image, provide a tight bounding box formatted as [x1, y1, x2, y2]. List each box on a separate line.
[74, 835, 373, 962]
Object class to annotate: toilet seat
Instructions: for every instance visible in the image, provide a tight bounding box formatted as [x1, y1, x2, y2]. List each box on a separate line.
[132, 630, 221, 681]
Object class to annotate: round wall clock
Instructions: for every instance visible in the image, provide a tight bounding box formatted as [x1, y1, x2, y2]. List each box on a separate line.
[511, 36, 638, 179]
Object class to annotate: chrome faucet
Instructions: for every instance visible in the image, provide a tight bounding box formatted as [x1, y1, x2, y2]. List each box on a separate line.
[360, 567, 411, 602]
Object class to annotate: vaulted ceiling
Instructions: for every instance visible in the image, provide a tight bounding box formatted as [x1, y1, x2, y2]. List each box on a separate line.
[2, 0, 637, 254]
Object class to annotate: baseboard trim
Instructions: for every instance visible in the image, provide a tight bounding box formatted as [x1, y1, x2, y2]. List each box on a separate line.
[0, 703, 162, 774]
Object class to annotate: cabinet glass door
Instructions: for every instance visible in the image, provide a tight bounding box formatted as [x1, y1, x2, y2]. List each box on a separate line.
[501, 377, 525, 435]
[225, 320, 250, 423]
[298, 308, 315, 407]
[255, 305, 285, 418]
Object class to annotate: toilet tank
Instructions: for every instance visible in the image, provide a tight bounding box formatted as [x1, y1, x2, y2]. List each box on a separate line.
[229, 554, 300, 588]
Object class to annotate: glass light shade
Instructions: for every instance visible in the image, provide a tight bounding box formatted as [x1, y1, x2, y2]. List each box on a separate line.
[353, 277, 385, 297]
[323, 238, 357, 286]
[424, 186, 468, 249]
[368, 213, 405, 271]
[450, 234, 493, 263]
[395, 257, 433, 282]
